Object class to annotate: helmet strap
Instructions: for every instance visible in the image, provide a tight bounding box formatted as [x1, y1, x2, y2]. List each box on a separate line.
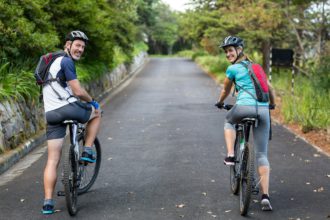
[233, 48, 243, 64]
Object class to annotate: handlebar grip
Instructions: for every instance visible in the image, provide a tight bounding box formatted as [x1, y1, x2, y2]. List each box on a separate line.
[215, 102, 233, 110]
[269, 104, 276, 110]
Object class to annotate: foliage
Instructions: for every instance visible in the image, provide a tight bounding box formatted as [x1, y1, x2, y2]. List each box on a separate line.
[0, 61, 39, 101]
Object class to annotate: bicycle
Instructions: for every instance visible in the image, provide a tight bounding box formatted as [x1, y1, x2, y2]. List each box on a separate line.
[58, 120, 101, 216]
[215, 103, 274, 216]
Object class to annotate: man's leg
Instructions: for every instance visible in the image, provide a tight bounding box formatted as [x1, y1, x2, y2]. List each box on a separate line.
[84, 115, 101, 147]
[43, 139, 63, 200]
[80, 108, 101, 163]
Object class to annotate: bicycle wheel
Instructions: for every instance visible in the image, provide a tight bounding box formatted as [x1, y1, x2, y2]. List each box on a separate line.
[230, 131, 242, 195]
[239, 132, 255, 216]
[63, 144, 78, 216]
[77, 136, 101, 194]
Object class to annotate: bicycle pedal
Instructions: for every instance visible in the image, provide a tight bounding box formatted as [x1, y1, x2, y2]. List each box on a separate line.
[57, 191, 65, 196]
[252, 187, 259, 195]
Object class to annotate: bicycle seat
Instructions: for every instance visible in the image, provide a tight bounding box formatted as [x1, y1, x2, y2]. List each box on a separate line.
[63, 120, 79, 124]
[241, 118, 257, 123]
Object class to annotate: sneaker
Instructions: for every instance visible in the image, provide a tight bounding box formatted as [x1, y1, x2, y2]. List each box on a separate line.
[261, 194, 273, 211]
[42, 204, 54, 215]
[80, 150, 96, 163]
[224, 156, 235, 166]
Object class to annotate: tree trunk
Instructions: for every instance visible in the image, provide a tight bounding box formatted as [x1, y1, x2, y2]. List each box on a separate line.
[262, 40, 270, 74]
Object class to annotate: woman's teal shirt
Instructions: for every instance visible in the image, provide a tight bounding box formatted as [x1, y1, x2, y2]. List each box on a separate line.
[226, 61, 268, 106]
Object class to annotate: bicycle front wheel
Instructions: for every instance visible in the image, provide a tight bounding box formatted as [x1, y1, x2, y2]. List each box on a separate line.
[239, 136, 255, 216]
[230, 131, 242, 195]
[63, 144, 78, 216]
[77, 137, 101, 194]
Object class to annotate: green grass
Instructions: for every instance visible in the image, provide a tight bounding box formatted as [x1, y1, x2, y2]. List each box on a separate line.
[272, 70, 329, 131]
[0, 61, 39, 101]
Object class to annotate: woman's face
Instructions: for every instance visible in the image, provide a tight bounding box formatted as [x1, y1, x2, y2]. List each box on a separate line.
[224, 46, 241, 63]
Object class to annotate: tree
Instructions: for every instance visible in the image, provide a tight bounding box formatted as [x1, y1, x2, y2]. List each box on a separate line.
[0, 0, 59, 63]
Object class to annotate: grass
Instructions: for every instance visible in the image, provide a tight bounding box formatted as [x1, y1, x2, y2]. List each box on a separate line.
[0, 61, 39, 101]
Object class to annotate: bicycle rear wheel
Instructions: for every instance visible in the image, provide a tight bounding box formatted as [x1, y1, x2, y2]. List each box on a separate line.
[77, 137, 101, 194]
[230, 132, 242, 195]
[239, 135, 255, 216]
[63, 144, 78, 216]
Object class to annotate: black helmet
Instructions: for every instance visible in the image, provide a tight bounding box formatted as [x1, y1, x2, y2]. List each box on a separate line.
[65, 30, 89, 43]
[220, 36, 244, 49]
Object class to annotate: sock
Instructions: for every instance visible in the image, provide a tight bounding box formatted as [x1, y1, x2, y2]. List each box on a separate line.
[83, 146, 93, 153]
[43, 199, 54, 206]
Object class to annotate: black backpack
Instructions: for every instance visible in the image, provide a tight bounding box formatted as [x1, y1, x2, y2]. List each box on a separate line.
[34, 51, 68, 101]
[34, 50, 67, 85]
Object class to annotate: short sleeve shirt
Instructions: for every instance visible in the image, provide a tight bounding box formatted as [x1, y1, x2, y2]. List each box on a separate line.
[226, 61, 268, 106]
[43, 55, 78, 112]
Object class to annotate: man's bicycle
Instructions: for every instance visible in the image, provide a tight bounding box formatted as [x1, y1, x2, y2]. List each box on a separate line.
[58, 120, 101, 216]
[216, 103, 273, 216]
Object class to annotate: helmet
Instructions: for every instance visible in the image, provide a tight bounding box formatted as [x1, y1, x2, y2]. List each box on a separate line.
[220, 36, 244, 49]
[65, 30, 89, 43]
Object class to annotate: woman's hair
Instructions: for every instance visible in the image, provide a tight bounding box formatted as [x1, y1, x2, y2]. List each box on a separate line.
[235, 53, 253, 64]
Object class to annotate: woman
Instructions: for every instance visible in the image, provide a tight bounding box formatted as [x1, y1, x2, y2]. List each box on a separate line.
[216, 36, 275, 211]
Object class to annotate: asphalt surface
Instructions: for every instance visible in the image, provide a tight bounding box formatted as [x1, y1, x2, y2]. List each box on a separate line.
[0, 58, 329, 220]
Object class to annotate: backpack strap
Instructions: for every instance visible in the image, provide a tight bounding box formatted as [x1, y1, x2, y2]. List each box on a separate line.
[234, 61, 259, 126]
[232, 61, 258, 101]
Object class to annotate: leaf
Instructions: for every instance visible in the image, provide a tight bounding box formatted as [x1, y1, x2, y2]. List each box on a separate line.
[176, 204, 185, 208]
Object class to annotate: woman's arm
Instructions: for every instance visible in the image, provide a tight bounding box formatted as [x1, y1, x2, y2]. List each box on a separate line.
[217, 77, 233, 104]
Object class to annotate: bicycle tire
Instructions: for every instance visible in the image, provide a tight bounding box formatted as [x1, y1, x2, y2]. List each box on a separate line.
[77, 137, 101, 194]
[63, 144, 78, 216]
[230, 131, 242, 195]
[239, 129, 255, 216]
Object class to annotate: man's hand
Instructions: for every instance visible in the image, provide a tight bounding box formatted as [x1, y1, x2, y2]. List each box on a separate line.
[89, 100, 100, 110]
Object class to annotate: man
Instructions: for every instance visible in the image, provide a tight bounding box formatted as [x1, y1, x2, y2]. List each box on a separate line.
[42, 30, 101, 214]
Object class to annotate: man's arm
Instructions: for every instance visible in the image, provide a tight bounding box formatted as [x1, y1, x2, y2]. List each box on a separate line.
[68, 79, 93, 102]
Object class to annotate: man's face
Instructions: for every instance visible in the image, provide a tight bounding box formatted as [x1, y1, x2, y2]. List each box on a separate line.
[67, 39, 85, 60]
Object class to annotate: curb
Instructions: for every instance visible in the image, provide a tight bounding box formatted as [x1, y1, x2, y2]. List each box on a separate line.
[0, 133, 46, 175]
[0, 55, 149, 176]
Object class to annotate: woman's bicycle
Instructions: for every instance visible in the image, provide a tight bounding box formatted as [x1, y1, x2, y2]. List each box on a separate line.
[216, 103, 273, 216]
[58, 120, 101, 216]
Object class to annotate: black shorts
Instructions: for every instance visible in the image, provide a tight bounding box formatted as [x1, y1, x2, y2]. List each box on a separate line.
[46, 102, 92, 140]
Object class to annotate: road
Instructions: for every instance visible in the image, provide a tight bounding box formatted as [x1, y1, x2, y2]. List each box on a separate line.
[0, 58, 329, 220]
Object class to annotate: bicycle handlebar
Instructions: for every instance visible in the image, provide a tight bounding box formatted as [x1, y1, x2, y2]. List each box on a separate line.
[215, 102, 275, 110]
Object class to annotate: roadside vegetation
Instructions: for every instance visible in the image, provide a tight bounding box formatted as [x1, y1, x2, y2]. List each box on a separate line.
[173, 0, 330, 133]
[0, 0, 329, 133]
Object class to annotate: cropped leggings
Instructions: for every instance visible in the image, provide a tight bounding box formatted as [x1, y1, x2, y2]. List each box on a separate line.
[224, 105, 270, 167]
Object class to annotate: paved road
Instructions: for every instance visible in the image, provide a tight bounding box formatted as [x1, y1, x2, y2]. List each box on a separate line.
[0, 58, 329, 220]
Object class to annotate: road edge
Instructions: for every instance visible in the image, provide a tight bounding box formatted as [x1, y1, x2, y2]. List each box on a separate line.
[0, 56, 149, 176]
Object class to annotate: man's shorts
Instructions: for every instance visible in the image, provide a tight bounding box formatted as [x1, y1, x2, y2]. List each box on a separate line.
[46, 102, 92, 140]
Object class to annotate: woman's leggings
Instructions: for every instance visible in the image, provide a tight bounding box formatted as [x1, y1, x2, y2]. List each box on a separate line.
[224, 105, 270, 167]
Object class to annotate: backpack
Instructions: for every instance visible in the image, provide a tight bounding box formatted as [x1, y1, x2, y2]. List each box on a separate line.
[235, 62, 269, 103]
[34, 51, 67, 101]
[34, 50, 67, 85]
